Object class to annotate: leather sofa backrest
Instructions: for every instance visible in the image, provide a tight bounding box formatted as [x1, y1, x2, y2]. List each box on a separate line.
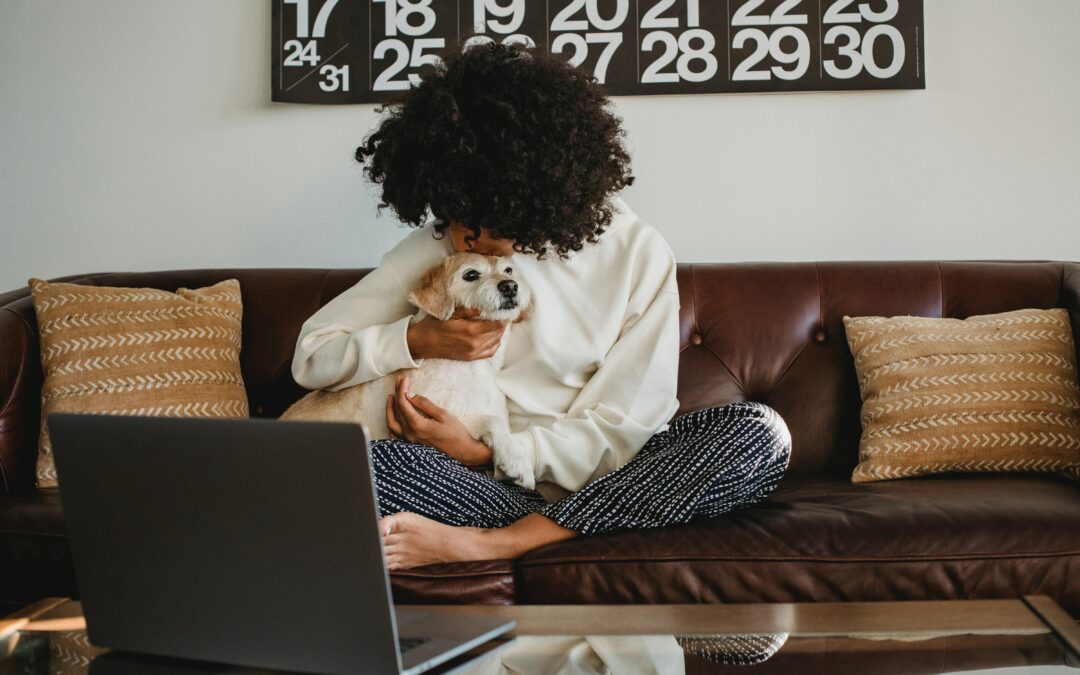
[676, 261, 1080, 478]
[2, 261, 1078, 493]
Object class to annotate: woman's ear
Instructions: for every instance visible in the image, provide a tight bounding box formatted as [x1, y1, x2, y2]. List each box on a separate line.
[513, 294, 534, 324]
[408, 258, 457, 321]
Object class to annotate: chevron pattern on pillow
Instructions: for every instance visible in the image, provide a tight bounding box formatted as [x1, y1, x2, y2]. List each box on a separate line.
[843, 308, 1080, 483]
[28, 277, 249, 489]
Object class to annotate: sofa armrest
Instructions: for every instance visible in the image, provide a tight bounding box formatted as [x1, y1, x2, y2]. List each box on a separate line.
[1063, 263, 1080, 369]
[1, 275, 103, 494]
[0, 293, 43, 494]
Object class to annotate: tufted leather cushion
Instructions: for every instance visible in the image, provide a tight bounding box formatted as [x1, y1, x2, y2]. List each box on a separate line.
[674, 261, 1079, 478]
[4, 262, 1080, 491]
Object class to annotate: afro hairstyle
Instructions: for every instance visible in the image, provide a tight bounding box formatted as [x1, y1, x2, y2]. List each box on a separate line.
[355, 39, 635, 261]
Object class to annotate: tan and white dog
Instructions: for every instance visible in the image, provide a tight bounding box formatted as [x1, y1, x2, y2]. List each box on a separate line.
[280, 252, 536, 489]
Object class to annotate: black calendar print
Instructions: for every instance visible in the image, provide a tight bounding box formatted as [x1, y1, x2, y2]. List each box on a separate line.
[272, 0, 925, 104]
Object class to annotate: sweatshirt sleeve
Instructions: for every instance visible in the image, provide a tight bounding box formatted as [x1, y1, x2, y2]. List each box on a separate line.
[494, 232, 682, 494]
[291, 252, 424, 392]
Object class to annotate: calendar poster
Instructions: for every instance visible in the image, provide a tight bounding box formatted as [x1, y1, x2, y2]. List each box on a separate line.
[272, 0, 924, 104]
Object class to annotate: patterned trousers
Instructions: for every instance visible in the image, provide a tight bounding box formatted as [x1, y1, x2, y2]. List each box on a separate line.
[370, 402, 792, 536]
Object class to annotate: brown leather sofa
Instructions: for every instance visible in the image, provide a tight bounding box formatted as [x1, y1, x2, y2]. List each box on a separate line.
[2, 261, 1079, 618]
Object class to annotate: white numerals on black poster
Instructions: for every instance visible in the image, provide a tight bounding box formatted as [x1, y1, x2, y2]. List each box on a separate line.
[272, 0, 924, 103]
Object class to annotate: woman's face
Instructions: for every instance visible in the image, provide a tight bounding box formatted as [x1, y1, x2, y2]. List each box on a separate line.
[448, 219, 516, 257]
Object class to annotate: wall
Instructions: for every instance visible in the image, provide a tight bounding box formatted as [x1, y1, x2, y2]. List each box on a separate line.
[2, 0, 1078, 291]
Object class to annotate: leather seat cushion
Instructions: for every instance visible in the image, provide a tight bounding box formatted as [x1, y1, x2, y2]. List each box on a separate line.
[0, 491, 515, 606]
[0, 491, 77, 604]
[389, 560, 516, 605]
[516, 474, 1080, 616]
[5, 476, 1078, 613]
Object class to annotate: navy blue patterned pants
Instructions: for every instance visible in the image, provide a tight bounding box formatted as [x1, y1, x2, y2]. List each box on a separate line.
[369, 402, 792, 536]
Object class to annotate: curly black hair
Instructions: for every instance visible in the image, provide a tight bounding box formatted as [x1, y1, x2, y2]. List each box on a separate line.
[355, 39, 635, 261]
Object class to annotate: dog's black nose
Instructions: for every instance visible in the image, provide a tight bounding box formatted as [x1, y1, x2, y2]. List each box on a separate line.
[498, 280, 517, 296]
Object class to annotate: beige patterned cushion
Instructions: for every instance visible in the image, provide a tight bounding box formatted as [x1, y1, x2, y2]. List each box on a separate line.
[843, 308, 1080, 483]
[29, 277, 249, 489]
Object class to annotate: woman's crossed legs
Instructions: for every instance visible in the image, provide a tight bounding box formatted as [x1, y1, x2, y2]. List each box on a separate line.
[374, 402, 792, 570]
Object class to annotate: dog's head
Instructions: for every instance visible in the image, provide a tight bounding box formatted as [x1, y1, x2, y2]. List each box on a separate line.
[408, 252, 534, 323]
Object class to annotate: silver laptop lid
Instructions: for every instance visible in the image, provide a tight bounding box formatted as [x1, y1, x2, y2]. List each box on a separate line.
[48, 413, 402, 675]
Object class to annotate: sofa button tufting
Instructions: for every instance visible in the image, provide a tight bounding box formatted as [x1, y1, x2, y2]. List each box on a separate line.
[690, 334, 703, 345]
[813, 329, 827, 343]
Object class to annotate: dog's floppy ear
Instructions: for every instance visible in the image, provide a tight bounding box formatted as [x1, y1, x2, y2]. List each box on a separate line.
[513, 294, 534, 324]
[408, 258, 456, 321]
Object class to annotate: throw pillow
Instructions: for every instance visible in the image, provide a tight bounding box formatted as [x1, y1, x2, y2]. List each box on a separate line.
[843, 308, 1080, 483]
[29, 277, 249, 489]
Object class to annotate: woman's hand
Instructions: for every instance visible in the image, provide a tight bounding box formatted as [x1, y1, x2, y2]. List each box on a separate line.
[385, 374, 494, 467]
[406, 307, 508, 361]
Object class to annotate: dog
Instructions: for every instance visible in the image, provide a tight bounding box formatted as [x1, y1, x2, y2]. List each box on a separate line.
[280, 252, 536, 489]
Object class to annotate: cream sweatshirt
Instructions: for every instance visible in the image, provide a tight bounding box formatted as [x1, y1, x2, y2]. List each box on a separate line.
[290, 196, 682, 502]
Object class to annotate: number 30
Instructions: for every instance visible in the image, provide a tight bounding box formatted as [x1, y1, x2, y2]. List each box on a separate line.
[824, 24, 905, 79]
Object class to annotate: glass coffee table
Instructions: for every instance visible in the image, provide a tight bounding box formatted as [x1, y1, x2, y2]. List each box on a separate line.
[2, 595, 1077, 674]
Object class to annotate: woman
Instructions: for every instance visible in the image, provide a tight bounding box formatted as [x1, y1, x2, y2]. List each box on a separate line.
[291, 41, 792, 571]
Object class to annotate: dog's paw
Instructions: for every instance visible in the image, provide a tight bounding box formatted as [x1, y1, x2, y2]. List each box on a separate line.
[496, 444, 535, 491]
[472, 416, 536, 491]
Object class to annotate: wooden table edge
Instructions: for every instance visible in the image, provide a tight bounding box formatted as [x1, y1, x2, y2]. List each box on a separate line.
[1023, 594, 1080, 664]
[0, 597, 70, 639]
[407, 598, 1059, 636]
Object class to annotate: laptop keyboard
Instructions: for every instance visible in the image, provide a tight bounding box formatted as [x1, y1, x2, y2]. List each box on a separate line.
[399, 636, 429, 653]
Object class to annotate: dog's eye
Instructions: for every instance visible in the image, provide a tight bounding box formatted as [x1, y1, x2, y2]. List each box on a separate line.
[504, 267, 512, 274]
[462, 269, 480, 282]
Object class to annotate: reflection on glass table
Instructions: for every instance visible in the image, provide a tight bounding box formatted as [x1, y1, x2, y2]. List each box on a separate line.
[1, 597, 1077, 675]
[1, 629, 1076, 674]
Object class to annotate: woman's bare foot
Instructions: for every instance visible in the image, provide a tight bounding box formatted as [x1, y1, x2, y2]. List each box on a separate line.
[379, 512, 577, 571]
[379, 513, 490, 570]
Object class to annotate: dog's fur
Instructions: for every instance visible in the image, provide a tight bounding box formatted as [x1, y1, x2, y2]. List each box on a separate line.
[280, 252, 536, 489]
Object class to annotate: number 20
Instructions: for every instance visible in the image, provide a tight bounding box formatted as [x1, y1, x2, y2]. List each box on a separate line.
[552, 0, 629, 31]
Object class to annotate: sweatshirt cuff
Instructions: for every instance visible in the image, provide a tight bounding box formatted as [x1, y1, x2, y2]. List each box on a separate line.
[370, 314, 422, 377]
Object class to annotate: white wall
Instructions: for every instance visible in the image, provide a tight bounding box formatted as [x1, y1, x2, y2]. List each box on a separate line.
[2, 1, 1079, 292]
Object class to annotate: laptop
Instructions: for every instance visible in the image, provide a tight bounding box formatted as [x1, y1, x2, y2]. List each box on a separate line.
[47, 412, 516, 675]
